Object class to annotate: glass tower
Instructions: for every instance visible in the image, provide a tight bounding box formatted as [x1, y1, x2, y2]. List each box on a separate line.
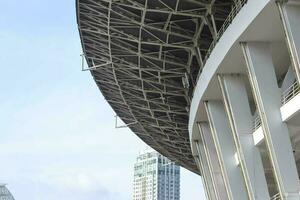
[133, 149, 180, 200]
[0, 184, 15, 200]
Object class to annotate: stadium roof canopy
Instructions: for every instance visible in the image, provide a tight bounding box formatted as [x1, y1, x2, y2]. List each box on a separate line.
[76, 0, 245, 173]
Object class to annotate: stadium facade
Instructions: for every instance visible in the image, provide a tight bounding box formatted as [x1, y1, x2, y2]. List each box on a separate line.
[133, 149, 180, 200]
[76, 0, 300, 199]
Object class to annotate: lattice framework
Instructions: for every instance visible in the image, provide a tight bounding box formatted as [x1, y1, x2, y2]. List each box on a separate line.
[77, 0, 242, 173]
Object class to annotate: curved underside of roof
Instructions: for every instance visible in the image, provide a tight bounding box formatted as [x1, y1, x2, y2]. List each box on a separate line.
[76, 0, 243, 173]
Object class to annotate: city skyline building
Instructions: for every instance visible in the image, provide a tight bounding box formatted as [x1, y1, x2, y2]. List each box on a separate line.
[133, 149, 180, 200]
[0, 184, 15, 200]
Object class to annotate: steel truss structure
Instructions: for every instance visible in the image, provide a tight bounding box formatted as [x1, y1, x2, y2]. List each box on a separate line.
[76, 0, 243, 173]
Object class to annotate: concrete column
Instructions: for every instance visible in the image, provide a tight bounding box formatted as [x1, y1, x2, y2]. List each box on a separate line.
[195, 140, 218, 200]
[278, 1, 300, 85]
[194, 155, 213, 200]
[197, 122, 228, 200]
[218, 74, 269, 200]
[204, 101, 248, 200]
[241, 42, 300, 199]
[281, 66, 296, 93]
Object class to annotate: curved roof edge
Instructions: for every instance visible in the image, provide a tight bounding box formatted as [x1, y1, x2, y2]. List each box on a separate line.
[76, 0, 246, 173]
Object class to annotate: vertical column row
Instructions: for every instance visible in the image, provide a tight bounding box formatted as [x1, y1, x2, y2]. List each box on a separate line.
[278, 1, 300, 85]
[193, 45, 300, 199]
[204, 101, 248, 200]
[218, 74, 269, 200]
[194, 154, 212, 200]
[194, 140, 218, 200]
[192, 2, 300, 199]
[241, 42, 299, 199]
[198, 122, 228, 200]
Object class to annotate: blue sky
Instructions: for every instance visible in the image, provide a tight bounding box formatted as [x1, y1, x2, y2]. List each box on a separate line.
[0, 0, 205, 199]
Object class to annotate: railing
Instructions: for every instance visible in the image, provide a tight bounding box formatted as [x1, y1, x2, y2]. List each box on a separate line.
[281, 81, 300, 105]
[253, 114, 261, 132]
[270, 193, 300, 200]
[270, 193, 281, 200]
[195, 0, 248, 84]
[203, 0, 248, 64]
[252, 81, 299, 130]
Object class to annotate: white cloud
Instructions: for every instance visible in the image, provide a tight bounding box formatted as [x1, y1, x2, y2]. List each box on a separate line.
[39, 170, 105, 192]
[0, 81, 205, 200]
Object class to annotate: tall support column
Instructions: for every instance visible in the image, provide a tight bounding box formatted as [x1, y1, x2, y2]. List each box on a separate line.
[204, 101, 248, 200]
[194, 155, 212, 200]
[281, 66, 296, 93]
[278, 1, 300, 84]
[241, 42, 300, 199]
[195, 140, 218, 200]
[197, 122, 228, 200]
[218, 74, 269, 200]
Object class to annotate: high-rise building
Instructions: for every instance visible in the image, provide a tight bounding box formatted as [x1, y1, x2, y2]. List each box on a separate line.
[133, 149, 180, 200]
[0, 184, 15, 200]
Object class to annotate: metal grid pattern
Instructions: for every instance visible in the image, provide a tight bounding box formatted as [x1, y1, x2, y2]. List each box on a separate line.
[76, 0, 242, 173]
[281, 81, 300, 105]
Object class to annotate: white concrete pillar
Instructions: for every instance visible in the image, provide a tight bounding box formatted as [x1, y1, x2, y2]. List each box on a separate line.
[281, 66, 296, 93]
[218, 74, 270, 200]
[204, 101, 248, 200]
[241, 42, 300, 199]
[197, 122, 228, 200]
[278, 1, 300, 85]
[194, 155, 213, 200]
[195, 140, 218, 200]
